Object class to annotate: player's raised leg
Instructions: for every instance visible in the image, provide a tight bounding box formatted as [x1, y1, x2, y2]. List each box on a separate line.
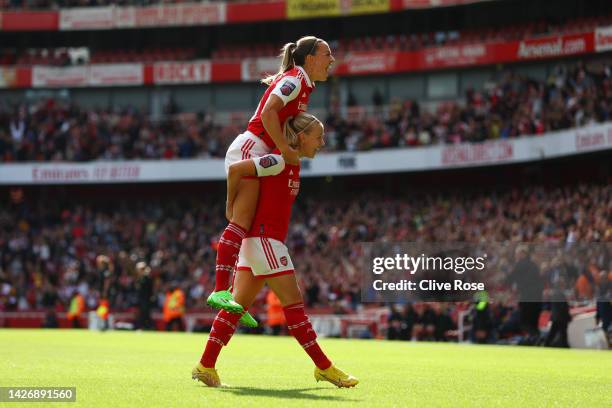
[266, 273, 358, 388]
[194, 269, 264, 387]
[207, 178, 259, 315]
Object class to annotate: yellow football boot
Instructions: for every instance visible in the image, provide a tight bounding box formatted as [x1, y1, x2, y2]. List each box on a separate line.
[192, 363, 223, 387]
[314, 364, 358, 388]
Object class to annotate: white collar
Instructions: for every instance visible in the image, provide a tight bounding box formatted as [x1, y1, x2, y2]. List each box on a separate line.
[297, 65, 314, 88]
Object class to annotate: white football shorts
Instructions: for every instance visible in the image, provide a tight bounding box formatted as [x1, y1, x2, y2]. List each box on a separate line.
[236, 237, 295, 279]
[224, 130, 271, 175]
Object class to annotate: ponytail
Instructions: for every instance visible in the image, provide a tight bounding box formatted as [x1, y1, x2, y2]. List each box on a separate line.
[283, 112, 321, 148]
[262, 36, 320, 85]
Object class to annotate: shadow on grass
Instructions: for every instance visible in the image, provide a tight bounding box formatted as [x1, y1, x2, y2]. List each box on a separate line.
[214, 386, 360, 402]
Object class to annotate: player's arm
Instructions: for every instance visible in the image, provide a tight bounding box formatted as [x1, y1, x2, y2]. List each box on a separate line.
[261, 77, 301, 163]
[226, 155, 285, 220]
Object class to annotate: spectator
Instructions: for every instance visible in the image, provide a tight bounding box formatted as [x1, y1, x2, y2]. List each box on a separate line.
[387, 304, 412, 340]
[135, 261, 155, 330]
[508, 245, 543, 345]
[544, 282, 571, 348]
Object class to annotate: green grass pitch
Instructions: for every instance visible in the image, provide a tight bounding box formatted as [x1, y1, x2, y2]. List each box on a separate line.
[1, 329, 610, 407]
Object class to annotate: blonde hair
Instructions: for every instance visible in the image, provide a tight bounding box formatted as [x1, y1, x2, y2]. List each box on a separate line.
[262, 36, 321, 85]
[284, 112, 322, 148]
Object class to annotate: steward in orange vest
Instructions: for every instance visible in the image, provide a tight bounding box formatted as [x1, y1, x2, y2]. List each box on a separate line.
[68, 292, 85, 328]
[164, 286, 186, 331]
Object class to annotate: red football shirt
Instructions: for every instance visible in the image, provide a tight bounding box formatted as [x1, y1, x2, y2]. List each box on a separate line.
[247, 66, 314, 149]
[247, 162, 301, 242]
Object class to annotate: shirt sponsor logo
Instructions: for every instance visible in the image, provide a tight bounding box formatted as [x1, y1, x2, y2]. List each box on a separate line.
[288, 178, 300, 196]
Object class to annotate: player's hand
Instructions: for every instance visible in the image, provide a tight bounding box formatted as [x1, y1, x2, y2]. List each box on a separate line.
[225, 200, 233, 222]
[280, 146, 299, 165]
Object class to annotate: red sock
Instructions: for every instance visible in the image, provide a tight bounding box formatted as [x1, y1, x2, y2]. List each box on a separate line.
[200, 310, 241, 368]
[215, 222, 247, 291]
[283, 303, 332, 370]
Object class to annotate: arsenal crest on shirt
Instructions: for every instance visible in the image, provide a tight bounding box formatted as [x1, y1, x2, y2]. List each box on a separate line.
[280, 256, 288, 266]
[259, 155, 278, 168]
[280, 80, 296, 96]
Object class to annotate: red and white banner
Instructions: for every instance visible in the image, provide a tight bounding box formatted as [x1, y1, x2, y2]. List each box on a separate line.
[441, 141, 513, 165]
[401, 0, 493, 9]
[333, 31, 594, 76]
[32, 64, 141, 88]
[595, 25, 612, 53]
[0, 160, 222, 184]
[575, 126, 612, 151]
[58, 3, 225, 30]
[153, 61, 211, 84]
[422, 43, 488, 69]
[115, 3, 226, 28]
[89, 64, 143, 86]
[240, 57, 279, 82]
[2, 123, 611, 184]
[515, 33, 590, 60]
[30, 163, 142, 183]
[342, 52, 398, 75]
[59, 7, 114, 30]
[32, 66, 89, 88]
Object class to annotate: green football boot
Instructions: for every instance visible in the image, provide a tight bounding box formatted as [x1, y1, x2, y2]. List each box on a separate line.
[206, 290, 244, 314]
[238, 311, 258, 328]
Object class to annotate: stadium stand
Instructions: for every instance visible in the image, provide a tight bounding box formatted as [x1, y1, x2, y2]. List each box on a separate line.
[2, 14, 610, 66]
[1, 58, 610, 161]
[0, 0, 610, 349]
[214, 15, 612, 61]
[0, 179, 610, 335]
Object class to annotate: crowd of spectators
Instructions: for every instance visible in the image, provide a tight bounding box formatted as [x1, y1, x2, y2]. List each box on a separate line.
[325, 60, 612, 150]
[1, 60, 611, 162]
[0, 102, 236, 161]
[0, 182, 610, 337]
